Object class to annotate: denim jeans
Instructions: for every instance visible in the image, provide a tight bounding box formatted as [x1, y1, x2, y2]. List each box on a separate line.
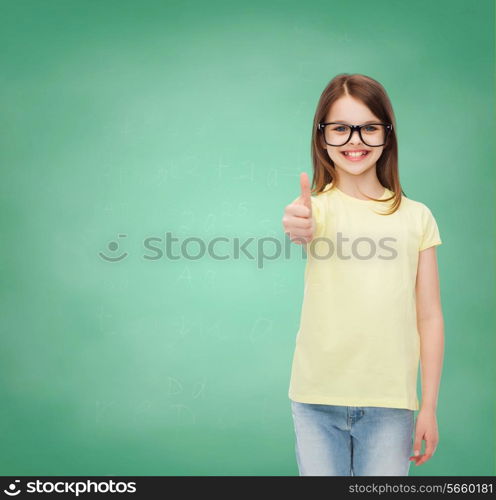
[291, 400, 415, 476]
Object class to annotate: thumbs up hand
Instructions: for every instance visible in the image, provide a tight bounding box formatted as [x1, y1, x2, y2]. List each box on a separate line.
[282, 172, 315, 245]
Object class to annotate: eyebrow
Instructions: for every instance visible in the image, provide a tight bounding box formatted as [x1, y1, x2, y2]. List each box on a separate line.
[331, 120, 379, 124]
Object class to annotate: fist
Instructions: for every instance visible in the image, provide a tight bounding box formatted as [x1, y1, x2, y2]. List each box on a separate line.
[282, 172, 315, 245]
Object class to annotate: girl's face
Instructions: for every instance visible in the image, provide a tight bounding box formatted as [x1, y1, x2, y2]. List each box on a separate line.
[322, 95, 385, 177]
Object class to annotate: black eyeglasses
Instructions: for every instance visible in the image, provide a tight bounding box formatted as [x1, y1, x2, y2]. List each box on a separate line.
[317, 122, 393, 147]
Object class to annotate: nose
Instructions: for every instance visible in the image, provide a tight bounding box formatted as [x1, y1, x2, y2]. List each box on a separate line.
[349, 129, 363, 144]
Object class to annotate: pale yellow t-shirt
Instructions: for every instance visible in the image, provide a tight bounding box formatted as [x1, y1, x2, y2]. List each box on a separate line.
[288, 183, 442, 411]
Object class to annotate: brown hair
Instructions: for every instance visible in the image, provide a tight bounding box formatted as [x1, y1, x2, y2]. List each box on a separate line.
[310, 73, 405, 215]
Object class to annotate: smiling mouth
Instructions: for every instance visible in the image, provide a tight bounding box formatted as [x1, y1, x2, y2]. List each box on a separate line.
[340, 150, 370, 160]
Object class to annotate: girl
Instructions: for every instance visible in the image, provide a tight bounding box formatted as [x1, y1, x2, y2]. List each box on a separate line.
[282, 74, 444, 476]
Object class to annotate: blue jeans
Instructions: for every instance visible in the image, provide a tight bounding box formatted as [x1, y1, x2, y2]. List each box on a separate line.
[291, 400, 415, 476]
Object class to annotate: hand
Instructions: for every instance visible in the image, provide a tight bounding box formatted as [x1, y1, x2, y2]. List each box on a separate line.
[282, 172, 315, 245]
[409, 408, 439, 466]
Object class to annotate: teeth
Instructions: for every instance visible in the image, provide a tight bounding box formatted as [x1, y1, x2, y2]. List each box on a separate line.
[344, 151, 368, 157]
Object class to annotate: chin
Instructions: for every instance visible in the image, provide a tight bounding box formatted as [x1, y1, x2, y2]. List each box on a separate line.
[334, 160, 376, 176]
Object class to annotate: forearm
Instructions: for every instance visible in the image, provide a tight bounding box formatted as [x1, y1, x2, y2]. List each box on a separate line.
[418, 314, 445, 412]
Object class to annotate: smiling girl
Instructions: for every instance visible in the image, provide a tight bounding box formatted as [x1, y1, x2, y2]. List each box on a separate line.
[282, 73, 444, 476]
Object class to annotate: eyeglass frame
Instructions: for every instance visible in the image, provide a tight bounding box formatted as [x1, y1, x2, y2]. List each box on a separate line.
[317, 121, 393, 147]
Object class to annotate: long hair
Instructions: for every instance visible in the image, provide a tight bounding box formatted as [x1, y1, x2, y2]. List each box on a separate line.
[310, 73, 405, 215]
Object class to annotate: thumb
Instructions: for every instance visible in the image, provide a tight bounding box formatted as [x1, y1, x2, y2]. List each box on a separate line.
[299, 172, 312, 214]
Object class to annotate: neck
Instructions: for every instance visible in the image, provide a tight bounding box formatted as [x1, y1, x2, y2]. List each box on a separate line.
[334, 168, 384, 200]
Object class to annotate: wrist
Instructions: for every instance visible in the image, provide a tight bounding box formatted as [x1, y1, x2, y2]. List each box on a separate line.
[419, 404, 437, 414]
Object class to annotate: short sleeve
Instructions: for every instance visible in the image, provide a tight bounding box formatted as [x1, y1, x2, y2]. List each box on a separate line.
[419, 205, 442, 251]
[310, 196, 326, 240]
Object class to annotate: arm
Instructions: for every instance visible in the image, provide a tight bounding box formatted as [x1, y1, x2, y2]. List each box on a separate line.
[410, 245, 444, 466]
[416, 246, 444, 411]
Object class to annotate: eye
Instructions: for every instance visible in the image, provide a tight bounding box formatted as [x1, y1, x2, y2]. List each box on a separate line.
[364, 125, 378, 132]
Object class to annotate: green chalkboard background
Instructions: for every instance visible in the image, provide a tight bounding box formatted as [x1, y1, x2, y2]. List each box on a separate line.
[1, 0, 494, 476]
